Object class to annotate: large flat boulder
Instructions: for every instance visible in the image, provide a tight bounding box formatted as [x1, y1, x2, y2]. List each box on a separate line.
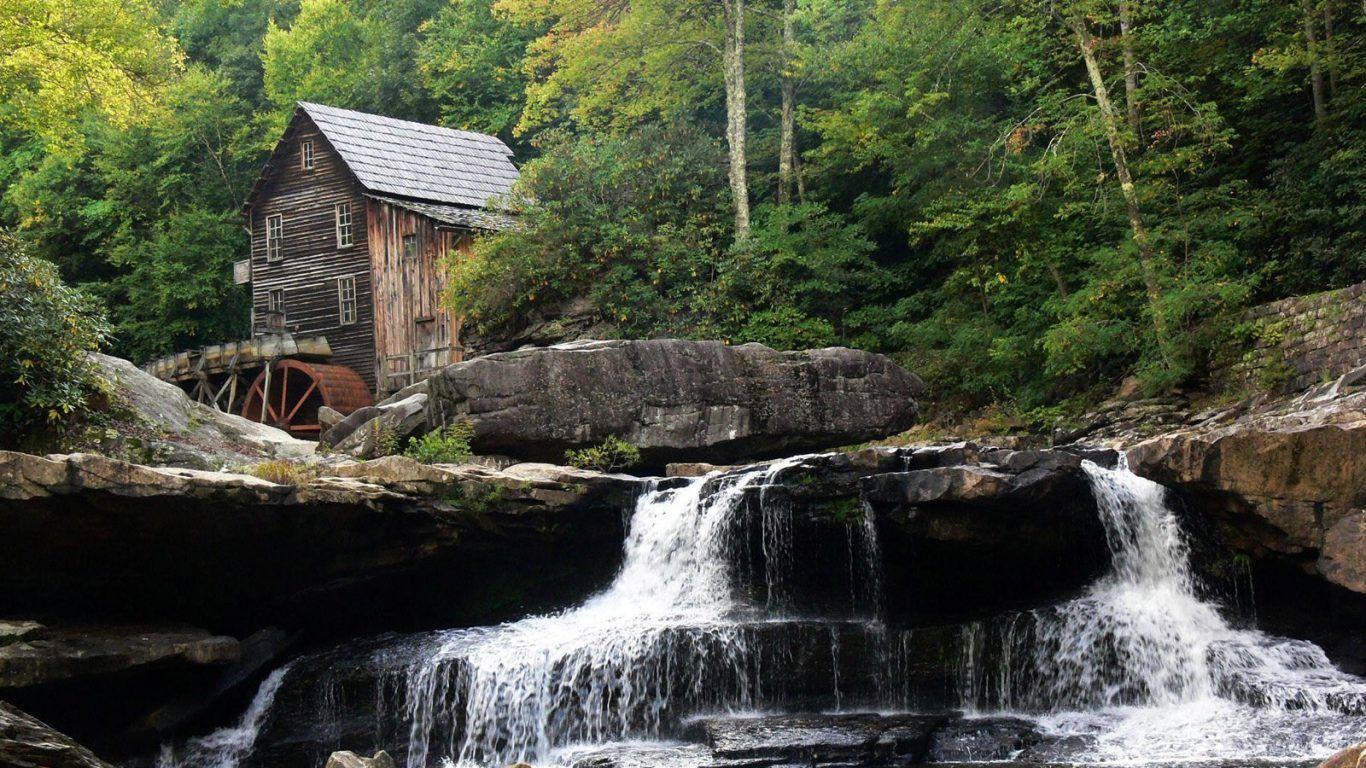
[328, 340, 924, 464]
[90, 353, 314, 467]
[0, 623, 238, 690]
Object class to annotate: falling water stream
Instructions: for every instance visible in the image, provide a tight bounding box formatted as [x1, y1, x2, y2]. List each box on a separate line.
[960, 460, 1365, 761]
[164, 455, 1364, 768]
[399, 456, 892, 766]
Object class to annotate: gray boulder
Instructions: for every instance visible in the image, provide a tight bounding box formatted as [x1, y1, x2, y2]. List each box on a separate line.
[349, 339, 924, 464]
[0, 622, 239, 689]
[322, 393, 428, 457]
[0, 702, 114, 768]
[89, 353, 314, 466]
[325, 750, 396, 768]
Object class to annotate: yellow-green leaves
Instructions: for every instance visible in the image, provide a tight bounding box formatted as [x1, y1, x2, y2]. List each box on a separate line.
[0, 0, 182, 144]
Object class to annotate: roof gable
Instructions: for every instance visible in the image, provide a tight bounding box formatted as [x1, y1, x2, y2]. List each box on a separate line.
[247, 103, 520, 213]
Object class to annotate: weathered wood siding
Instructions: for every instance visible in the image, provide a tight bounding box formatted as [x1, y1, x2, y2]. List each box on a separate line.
[248, 115, 377, 390]
[368, 199, 468, 392]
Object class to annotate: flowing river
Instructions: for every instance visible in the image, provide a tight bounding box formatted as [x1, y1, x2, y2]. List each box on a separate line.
[159, 456, 1365, 768]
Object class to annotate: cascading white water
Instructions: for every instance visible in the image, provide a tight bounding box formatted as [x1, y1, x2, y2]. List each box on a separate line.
[961, 459, 1366, 760]
[170, 452, 1363, 768]
[399, 456, 895, 767]
[156, 664, 293, 768]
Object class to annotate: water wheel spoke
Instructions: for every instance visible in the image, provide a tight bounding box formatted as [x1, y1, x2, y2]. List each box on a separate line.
[239, 360, 371, 437]
[279, 366, 290, 417]
[283, 381, 318, 423]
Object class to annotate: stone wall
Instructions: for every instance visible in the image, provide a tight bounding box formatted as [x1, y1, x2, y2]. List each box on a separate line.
[1215, 282, 1366, 392]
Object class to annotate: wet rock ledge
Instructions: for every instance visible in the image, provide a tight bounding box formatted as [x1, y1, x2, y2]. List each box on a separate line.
[0, 451, 637, 636]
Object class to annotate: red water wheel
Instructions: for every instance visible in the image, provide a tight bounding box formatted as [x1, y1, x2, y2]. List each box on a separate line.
[240, 360, 372, 437]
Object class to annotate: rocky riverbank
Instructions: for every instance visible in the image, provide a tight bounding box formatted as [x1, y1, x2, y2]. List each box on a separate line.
[1, 349, 1363, 766]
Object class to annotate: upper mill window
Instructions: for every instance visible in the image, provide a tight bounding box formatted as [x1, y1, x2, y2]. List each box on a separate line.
[265, 214, 283, 262]
[301, 140, 315, 170]
[335, 202, 353, 248]
[402, 234, 418, 261]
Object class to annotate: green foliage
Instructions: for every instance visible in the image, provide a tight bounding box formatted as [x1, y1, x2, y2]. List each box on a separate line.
[404, 421, 475, 464]
[0, 0, 183, 144]
[448, 124, 731, 339]
[3, 0, 1365, 431]
[418, 0, 545, 146]
[565, 436, 641, 473]
[0, 232, 110, 434]
[718, 203, 882, 349]
[442, 482, 506, 515]
[262, 0, 440, 125]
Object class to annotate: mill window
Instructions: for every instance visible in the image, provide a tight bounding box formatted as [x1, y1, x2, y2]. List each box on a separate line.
[267, 288, 285, 320]
[335, 202, 354, 248]
[402, 234, 419, 261]
[338, 276, 357, 325]
[301, 140, 315, 170]
[265, 214, 283, 262]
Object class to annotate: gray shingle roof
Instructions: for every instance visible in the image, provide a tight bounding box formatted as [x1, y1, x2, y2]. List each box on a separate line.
[300, 102, 519, 210]
[366, 195, 517, 232]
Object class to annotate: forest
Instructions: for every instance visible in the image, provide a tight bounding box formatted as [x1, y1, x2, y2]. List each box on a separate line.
[2, 0, 1363, 428]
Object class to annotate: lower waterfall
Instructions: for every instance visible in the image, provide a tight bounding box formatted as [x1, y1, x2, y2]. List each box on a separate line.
[959, 460, 1365, 760]
[163, 454, 1365, 768]
[399, 456, 893, 766]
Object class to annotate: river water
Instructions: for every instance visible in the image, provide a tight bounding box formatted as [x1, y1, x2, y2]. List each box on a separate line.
[159, 456, 1364, 768]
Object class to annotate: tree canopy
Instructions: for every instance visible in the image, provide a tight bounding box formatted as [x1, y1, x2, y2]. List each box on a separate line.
[1, 0, 1363, 421]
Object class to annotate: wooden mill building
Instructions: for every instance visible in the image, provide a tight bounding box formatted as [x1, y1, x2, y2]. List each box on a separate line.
[240, 101, 518, 395]
[147, 102, 518, 436]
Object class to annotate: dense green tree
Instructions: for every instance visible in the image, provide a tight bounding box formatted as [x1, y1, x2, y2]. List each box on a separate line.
[262, 0, 442, 126]
[0, 0, 182, 143]
[0, 231, 110, 434]
[418, 0, 546, 146]
[1, 0, 1363, 420]
[448, 125, 731, 340]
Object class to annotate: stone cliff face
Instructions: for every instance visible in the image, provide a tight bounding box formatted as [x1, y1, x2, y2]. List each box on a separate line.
[0, 442, 1107, 763]
[1127, 383, 1365, 598]
[0, 451, 635, 635]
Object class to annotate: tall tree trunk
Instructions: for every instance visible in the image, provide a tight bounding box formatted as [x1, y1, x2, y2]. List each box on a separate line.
[721, 0, 751, 241]
[1068, 15, 1169, 349]
[1303, 0, 1327, 124]
[778, 0, 797, 206]
[1324, 0, 1339, 99]
[1119, 1, 1141, 140]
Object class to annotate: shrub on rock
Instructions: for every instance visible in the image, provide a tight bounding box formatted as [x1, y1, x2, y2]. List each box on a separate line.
[0, 232, 110, 438]
[403, 422, 474, 464]
[565, 435, 641, 473]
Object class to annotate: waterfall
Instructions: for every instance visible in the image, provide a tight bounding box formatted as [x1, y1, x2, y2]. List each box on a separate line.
[960, 459, 1366, 759]
[156, 664, 293, 768]
[399, 456, 898, 767]
[168, 452, 1363, 768]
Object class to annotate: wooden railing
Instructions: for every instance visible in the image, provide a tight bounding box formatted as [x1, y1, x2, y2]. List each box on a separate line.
[380, 345, 463, 393]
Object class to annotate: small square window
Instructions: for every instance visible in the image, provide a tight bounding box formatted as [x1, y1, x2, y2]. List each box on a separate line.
[301, 140, 315, 170]
[265, 214, 283, 262]
[264, 288, 286, 329]
[338, 276, 357, 325]
[336, 202, 354, 248]
[402, 234, 418, 261]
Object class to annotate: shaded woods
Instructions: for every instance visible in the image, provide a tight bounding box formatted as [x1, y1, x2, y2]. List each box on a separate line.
[2, 0, 1364, 420]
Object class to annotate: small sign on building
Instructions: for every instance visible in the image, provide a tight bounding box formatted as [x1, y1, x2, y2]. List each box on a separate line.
[233, 259, 252, 285]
